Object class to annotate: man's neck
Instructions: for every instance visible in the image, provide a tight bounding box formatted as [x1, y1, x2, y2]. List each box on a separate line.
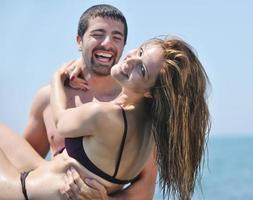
[87, 73, 121, 101]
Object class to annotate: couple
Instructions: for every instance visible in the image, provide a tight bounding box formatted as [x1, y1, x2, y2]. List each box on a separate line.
[0, 4, 210, 200]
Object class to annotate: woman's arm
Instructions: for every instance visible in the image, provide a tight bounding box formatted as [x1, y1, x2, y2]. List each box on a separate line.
[50, 65, 103, 138]
[50, 65, 70, 127]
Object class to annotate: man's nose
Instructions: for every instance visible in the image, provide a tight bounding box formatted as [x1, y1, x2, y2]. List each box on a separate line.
[101, 35, 114, 47]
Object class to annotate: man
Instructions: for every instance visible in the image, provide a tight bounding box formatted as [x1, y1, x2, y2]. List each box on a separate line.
[23, 4, 157, 200]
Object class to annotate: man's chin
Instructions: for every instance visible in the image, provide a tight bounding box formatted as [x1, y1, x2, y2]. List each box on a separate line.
[92, 68, 111, 76]
[92, 63, 115, 76]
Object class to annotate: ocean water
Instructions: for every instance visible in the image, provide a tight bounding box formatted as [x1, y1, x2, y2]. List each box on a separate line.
[153, 137, 253, 200]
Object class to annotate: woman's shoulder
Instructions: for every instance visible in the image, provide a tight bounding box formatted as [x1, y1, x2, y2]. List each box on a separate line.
[91, 102, 125, 135]
[89, 101, 122, 115]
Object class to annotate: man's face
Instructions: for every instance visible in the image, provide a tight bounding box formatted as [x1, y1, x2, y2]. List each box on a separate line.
[77, 17, 125, 76]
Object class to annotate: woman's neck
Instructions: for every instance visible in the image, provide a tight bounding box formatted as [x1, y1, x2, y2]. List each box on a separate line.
[112, 89, 145, 109]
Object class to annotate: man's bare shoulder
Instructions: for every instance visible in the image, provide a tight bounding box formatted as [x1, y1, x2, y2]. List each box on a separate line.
[30, 85, 51, 114]
[37, 85, 51, 97]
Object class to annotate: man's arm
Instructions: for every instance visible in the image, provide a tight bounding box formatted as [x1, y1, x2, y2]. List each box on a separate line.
[109, 152, 157, 200]
[23, 86, 50, 158]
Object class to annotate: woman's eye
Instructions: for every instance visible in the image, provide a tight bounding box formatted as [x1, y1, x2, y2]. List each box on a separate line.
[139, 64, 146, 77]
[138, 48, 143, 57]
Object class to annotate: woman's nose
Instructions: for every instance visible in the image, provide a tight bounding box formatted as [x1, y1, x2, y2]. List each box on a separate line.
[125, 49, 138, 60]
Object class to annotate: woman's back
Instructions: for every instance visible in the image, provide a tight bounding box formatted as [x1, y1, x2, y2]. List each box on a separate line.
[64, 102, 154, 193]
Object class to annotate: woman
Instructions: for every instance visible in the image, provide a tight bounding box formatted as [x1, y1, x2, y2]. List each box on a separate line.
[51, 36, 210, 199]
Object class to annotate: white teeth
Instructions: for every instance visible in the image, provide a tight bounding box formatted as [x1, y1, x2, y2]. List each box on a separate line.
[96, 52, 112, 58]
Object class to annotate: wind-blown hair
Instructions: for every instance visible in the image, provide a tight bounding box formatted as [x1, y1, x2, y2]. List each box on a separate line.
[77, 4, 128, 44]
[149, 37, 210, 200]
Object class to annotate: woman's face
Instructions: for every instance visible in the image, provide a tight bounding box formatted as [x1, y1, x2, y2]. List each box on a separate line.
[111, 42, 164, 94]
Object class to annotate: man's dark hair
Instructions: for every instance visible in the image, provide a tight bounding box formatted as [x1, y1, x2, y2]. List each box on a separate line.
[78, 4, 128, 44]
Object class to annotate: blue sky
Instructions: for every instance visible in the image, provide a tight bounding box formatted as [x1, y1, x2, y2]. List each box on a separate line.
[1, 0, 253, 136]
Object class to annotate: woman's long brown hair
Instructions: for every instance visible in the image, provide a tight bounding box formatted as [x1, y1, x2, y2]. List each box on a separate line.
[150, 38, 211, 200]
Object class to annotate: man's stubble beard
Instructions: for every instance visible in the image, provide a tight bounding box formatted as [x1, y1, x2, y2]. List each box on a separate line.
[90, 58, 116, 76]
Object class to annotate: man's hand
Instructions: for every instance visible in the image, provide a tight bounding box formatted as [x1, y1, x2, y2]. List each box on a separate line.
[60, 167, 108, 200]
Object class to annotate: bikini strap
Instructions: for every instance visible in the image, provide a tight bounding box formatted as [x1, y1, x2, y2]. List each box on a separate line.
[20, 170, 32, 200]
[113, 106, 128, 178]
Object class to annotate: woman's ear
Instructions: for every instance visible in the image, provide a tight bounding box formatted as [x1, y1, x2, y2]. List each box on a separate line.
[76, 35, 82, 51]
[144, 91, 152, 98]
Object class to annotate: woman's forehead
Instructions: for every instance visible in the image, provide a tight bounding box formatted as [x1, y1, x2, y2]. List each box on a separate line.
[143, 45, 164, 76]
[141, 41, 163, 56]
[142, 43, 163, 59]
[140, 38, 163, 47]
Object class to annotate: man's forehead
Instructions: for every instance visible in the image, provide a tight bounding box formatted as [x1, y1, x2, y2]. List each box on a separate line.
[88, 16, 123, 26]
[87, 17, 125, 35]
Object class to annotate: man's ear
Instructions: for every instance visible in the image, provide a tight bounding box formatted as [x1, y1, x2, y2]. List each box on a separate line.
[144, 91, 152, 98]
[76, 35, 82, 51]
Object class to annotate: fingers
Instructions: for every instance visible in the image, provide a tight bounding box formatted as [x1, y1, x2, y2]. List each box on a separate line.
[70, 167, 108, 200]
[61, 168, 89, 200]
[69, 77, 89, 91]
[61, 60, 76, 72]
[85, 178, 107, 195]
[70, 167, 84, 192]
[59, 163, 109, 200]
[68, 169, 80, 199]
[63, 62, 89, 91]
[56, 60, 76, 78]
[70, 65, 81, 81]
[67, 59, 85, 81]
[69, 167, 89, 200]
[64, 63, 77, 78]
[60, 173, 76, 200]
[84, 178, 108, 200]
[66, 60, 76, 68]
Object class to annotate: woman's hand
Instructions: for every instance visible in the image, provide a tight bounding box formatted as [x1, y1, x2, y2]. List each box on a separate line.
[63, 59, 89, 91]
[60, 167, 108, 200]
